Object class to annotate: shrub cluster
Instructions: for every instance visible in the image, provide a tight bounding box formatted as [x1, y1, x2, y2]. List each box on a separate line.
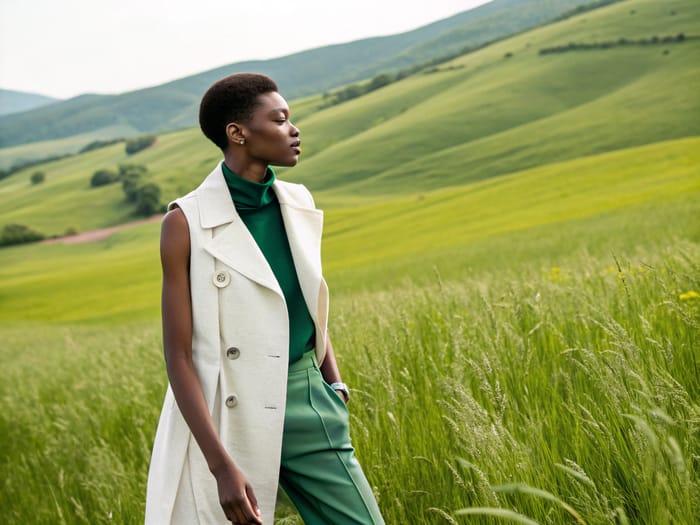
[125, 135, 157, 155]
[89, 163, 162, 216]
[0, 223, 45, 246]
[79, 138, 125, 154]
[90, 169, 119, 187]
[539, 33, 690, 55]
[551, 0, 623, 23]
[321, 21, 553, 110]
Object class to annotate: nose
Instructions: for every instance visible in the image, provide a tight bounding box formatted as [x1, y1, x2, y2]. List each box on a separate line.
[290, 122, 300, 136]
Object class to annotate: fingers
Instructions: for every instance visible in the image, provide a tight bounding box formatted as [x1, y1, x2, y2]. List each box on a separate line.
[246, 483, 261, 520]
[222, 491, 262, 524]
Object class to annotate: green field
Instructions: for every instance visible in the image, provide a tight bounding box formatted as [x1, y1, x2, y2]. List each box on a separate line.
[1, 0, 699, 523]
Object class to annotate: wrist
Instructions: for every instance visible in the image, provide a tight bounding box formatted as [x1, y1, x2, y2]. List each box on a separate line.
[208, 450, 235, 477]
[330, 381, 350, 402]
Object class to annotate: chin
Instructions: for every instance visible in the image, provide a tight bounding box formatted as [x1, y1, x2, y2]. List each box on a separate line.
[278, 157, 299, 167]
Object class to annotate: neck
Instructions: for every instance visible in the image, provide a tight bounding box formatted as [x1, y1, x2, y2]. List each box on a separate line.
[223, 152, 267, 183]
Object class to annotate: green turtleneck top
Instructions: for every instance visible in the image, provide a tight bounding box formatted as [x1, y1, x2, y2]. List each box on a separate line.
[221, 162, 316, 364]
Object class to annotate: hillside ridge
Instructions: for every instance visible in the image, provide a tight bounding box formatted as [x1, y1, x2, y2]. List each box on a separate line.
[0, 0, 603, 152]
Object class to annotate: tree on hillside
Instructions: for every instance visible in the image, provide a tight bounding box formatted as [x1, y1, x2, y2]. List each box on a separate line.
[30, 171, 45, 185]
[118, 163, 148, 177]
[368, 74, 393, 92]
[90, 169, 119, 187]
[119, 164, 149, 202]
[125, 135, 157, 155]
[134, 182, 162, 216]
[121, 171, 143, 202]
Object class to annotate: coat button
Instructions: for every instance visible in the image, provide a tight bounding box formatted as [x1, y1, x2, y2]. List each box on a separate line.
[225, 395, 238, 408]
[226, 347, 240, 360]
[212, 270, 230, 288]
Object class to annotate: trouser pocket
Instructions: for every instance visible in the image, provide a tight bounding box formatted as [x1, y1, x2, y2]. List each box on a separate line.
[308, 368, 351, 448]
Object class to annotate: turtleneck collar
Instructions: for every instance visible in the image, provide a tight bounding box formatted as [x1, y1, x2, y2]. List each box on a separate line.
[221, 161, 277, 211]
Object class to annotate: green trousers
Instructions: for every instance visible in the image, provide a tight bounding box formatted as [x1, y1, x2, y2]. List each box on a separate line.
[280, 350, 385, 524]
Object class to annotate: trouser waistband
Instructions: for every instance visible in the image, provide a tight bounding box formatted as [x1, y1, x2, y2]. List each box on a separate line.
[288, 349, 318, 373]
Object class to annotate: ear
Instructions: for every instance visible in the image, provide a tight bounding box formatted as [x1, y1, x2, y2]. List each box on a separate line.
[225, 122, 246, 146]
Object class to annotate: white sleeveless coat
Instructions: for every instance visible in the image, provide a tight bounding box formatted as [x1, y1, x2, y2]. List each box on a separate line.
[145, 163, 329, 524]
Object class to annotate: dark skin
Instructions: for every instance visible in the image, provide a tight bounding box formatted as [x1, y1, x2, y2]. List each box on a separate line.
[160, 91, 346, 524]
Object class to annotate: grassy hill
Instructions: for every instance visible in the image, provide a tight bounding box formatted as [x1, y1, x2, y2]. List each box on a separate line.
[0, 0, 605, 153]
[0, 135, 697, 323]
[0, 0, 696, 237]
[293, 0, 700, 193]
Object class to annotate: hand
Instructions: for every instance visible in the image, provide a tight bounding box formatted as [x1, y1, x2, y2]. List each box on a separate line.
[212, 460, 263, 524]
[334, 389, 348, 404]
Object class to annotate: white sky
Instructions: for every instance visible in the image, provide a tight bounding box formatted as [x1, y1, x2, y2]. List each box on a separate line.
[0, 0, 493, 100]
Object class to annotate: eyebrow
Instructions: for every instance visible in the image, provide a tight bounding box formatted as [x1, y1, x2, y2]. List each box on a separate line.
[268, 107, 289, 115]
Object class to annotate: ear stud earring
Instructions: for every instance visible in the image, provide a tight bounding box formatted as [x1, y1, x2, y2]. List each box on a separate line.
[238, 139, 245, 145]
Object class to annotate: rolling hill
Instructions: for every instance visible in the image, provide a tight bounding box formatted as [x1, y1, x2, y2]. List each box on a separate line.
[0, 0, 606, 153]
[0, 89, 60, 116]
[0, 0, 696, 237]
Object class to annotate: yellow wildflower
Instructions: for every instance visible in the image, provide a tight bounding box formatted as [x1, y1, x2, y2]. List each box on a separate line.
[679, 291, 700, 301]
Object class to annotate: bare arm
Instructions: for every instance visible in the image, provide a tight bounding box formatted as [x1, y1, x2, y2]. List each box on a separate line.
[319, 333, 348, 403]
[160, 208, 261, 524]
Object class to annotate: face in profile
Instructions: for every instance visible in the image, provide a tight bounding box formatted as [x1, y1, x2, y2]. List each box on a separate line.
[238, 92, 301, 167]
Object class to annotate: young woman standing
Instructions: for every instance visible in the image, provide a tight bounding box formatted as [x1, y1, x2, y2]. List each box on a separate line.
[145, 73, 384, 524]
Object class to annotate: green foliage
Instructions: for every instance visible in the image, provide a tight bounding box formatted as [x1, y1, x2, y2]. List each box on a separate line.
[118, 163, 148, 177]
[113, 164, 162, 215]
[118, 164, 148, 202]
[133, 182, 162, 216]
[29, 171, 45, 185]
[0, 223, 44, 246]
[539, 33, 695, 55]
[322, 75, 391, 107]
[89, 169, 119, 187]
[125, 134, 157, 155]
[79, 137, 125, 153]
[551, 0, 624, 22]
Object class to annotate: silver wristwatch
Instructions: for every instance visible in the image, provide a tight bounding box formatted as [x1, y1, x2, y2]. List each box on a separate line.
[330, 381, 350, 402]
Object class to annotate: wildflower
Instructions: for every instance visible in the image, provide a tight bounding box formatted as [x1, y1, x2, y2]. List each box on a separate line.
[679, 291, 700, 301]
[547, 267, 568, 282]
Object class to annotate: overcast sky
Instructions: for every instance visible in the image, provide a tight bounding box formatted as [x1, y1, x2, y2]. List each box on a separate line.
[0, 0, 493, 100]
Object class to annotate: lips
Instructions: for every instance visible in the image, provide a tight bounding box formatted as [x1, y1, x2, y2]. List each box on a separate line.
[291, 140, 301, 154]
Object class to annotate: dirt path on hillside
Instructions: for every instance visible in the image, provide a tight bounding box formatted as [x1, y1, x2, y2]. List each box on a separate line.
[42, 214, 163, 244]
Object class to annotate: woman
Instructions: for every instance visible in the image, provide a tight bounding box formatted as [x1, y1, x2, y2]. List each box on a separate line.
[145, 73, 384, 525]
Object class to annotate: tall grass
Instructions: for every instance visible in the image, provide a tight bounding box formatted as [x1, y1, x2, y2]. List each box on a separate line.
[1, 241, 697, 524]
[332, 244, 699, 524]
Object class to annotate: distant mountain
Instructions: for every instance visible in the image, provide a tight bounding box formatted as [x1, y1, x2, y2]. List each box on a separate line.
[0, 0, 604, 150]
[0, 89, 60, 116]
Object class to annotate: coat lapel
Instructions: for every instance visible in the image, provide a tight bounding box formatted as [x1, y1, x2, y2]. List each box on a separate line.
[197, 164, 282, 296]
[275, 182, 324, 324]
[195, 163, 325, 319]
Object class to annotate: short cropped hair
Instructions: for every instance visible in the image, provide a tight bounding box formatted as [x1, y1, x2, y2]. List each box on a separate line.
[199, 73, 278, 150]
